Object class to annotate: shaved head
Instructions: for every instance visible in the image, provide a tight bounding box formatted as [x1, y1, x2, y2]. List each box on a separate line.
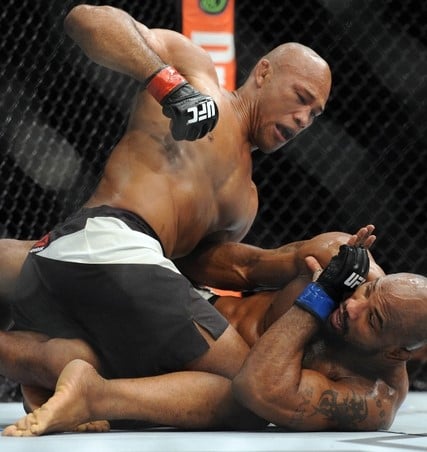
[380, 273, 427, 351]
[263, 42, 332, 95]
[241, 42, 332, 152]
[265, 42, 327, 65]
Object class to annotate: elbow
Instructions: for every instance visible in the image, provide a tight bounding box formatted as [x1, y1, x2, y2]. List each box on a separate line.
[64, 5, 86, 32]
[64, 5, 91, 37]
[233, 369, 305, 429]
[232, 372, 253, 409]
[64, 4, 113, 40]
[232, 371, 272, 419]
[374, 412, 395, 431]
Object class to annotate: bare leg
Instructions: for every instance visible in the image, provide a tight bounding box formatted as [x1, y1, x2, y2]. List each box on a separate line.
[0, 239, 34, 329]
[20, 384, 110, 434]
[0, 330, 99, 389]
[0, 332, 109, 435]
[3, 326, 266, 436]
[3, 358, 265, 436]
[3, 360, 103, 436]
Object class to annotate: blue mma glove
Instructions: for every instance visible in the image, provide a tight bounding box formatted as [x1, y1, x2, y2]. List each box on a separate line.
[295, 244, 370, 321]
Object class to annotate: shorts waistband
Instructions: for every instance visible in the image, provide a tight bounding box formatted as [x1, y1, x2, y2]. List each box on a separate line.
[51, 205, 165, 254]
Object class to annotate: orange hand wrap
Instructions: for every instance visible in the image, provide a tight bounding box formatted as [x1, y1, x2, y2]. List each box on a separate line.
[146, 66, 187, 103]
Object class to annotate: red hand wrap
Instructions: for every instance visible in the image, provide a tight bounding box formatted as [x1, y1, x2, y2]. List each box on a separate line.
[146, 66, 187, 102]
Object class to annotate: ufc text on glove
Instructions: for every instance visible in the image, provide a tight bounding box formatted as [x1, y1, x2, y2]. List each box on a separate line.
[295, 244, 370, 321]
[145, 66, 219, 141]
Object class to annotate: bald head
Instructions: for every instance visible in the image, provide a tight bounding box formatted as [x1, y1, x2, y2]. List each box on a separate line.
[380, 273, 427, 351]
[383, 273, 427, 297]
[255, 42, 332, 114]
[263, 42, 331, 90]
[242, 42, 332, 152]
[265, 43, 327, 65]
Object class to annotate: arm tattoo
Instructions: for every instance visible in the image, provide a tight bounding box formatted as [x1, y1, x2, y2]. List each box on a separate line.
[314, 389, 368, 428]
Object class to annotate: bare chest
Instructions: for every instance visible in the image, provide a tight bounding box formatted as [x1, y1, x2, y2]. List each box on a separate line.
[215, 292, 273, 347]
[93, 114, 256, 255]
[170, 172, 257, 257]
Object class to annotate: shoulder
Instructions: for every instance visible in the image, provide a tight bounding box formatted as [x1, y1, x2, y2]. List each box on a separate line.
[149, 28, 220, 89]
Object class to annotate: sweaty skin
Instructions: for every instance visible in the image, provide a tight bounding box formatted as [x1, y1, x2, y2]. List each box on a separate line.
[12, 4, 416, 437]
[232, 275, 427, 430]
[0, 10, 423, 432]
[0, 9, 427, 430]
[2, 227, 417, 435]
[62, 5, 331, 262]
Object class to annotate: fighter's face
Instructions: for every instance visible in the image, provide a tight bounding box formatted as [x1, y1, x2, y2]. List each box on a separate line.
[254, 58, 330, 154]
[326, 277, 408, 353]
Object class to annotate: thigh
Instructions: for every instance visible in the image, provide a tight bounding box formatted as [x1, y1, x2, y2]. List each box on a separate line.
[0, 239, 34, 296]
[184, 323, 249, 379]
[0, 239, 35, 329]
[41, 337, 100, 375]
[0, 330, 98, 393]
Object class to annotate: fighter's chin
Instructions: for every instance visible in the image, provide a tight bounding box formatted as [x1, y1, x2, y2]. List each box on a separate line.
[321, 320, 348, 348]
[258, 140, 288, 154]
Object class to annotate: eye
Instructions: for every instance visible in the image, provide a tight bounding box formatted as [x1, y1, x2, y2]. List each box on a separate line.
[297, 93, 306, 104]
[364, 283, 372, 297]
[368, 312, 376, 330]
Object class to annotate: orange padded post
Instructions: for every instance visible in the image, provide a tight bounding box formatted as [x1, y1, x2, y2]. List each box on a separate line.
[181, 0, 236, 90]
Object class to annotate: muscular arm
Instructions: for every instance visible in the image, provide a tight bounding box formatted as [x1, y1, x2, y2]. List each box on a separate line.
[175, 231, 383, 291]
[232, 305, 400, 431]
[63, 4, 217, 83]
[175, 240, 306, 291]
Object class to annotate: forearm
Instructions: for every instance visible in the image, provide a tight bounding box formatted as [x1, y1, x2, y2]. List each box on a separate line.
[233, 305, 318, 422]
[176, 230, 362, 291]
[175, 241, 306, 291]
[233, 228, 385, 430]
[64, 5, 164, 81]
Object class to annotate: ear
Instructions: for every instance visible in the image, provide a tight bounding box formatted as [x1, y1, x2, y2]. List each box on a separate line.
[254, 59, 271, 87]
[385, 347, 412, 362]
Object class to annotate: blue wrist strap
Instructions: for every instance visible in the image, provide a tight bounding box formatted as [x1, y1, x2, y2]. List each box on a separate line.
[295, 282, 336, 321]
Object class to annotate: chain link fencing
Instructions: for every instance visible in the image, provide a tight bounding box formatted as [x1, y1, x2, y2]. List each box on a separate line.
[1, 0, 426, 277]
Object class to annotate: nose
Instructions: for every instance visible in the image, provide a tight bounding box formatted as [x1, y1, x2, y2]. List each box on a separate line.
[293, 107, 312, 130]
[344, 297, 368, 321]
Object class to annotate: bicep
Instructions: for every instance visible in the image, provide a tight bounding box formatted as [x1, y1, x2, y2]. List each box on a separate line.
[175, 240, 262, 289]
[260, 370, 397, 431]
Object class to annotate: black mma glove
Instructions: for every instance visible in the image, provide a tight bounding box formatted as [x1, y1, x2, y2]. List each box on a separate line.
[295, 244, 370, 321]
[145, 65, 219, 141]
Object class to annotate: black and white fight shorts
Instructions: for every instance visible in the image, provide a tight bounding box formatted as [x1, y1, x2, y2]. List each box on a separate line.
[12, 205, 229, 379]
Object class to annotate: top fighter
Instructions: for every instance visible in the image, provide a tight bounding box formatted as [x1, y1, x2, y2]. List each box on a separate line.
[9, 3, 331, 392]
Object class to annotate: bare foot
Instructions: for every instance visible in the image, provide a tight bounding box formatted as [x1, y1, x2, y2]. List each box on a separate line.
[2, 359, 108, 436]
[21, 385, 54, 413]
[21, 383, 110, 434]
[72, 420, 110, 433]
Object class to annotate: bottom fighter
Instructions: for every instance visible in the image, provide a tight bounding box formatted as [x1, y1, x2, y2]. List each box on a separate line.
[0, 226, 426, 434]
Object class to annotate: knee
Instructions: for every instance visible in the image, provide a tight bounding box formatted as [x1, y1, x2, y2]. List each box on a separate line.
[188, 324, 249, 379]
[47, 338, 100, 372]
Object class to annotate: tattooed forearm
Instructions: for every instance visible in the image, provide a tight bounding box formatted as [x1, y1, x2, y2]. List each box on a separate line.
[314, 389, 368, 428]
[288, 397, 312, 428]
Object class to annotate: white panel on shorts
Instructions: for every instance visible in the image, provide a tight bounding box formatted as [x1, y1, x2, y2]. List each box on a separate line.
[37, 216, 181, 274]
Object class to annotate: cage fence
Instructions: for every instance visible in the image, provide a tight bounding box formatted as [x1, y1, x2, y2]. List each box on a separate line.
[0, 0, 426, 276]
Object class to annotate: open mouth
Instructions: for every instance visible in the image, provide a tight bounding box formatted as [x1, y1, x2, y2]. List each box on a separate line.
[330, 306, 347, 334]
[277, 125, 295, 141]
